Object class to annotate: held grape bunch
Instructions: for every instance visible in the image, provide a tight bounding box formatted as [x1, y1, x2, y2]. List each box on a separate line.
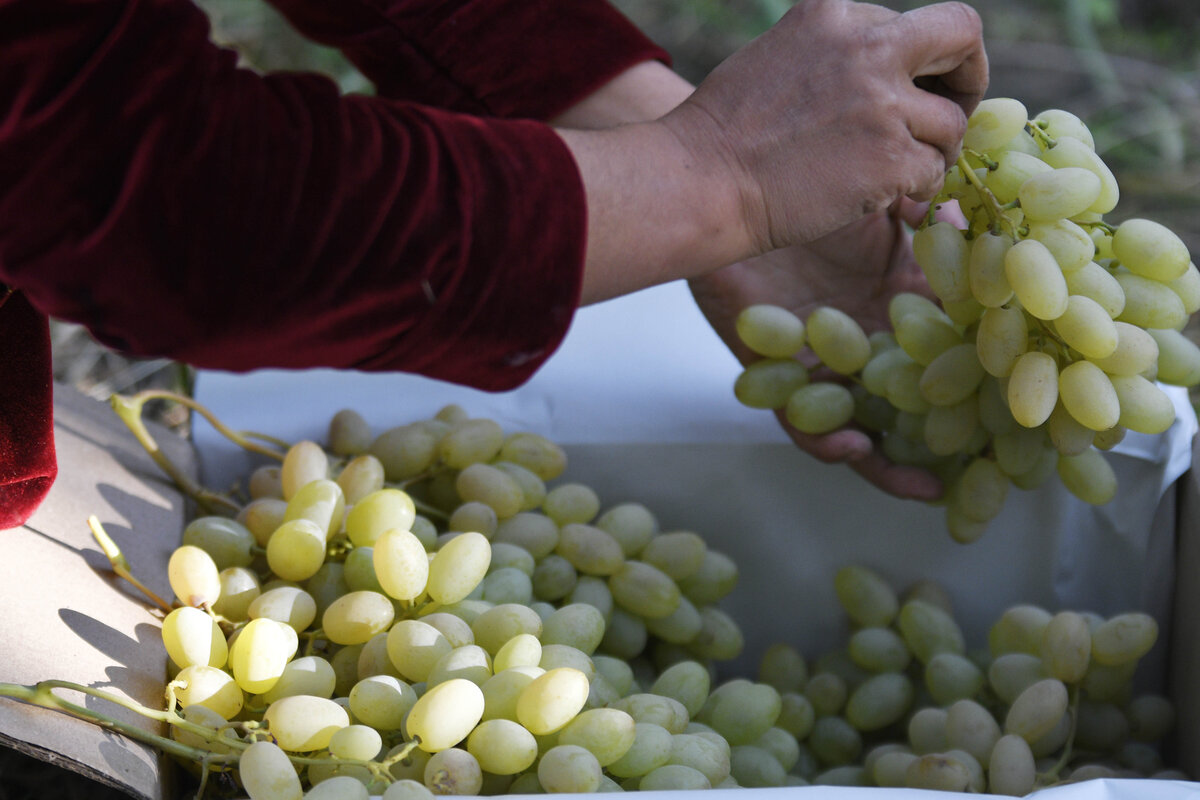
[732, 98, 1200, 542]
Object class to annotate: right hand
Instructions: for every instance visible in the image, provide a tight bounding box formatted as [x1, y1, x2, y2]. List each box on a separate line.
[661, 0, 987, 256]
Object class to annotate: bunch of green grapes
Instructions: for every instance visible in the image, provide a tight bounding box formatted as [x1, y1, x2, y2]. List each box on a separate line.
[754, 564, 1183, 794]
[732, 98, 1200, 542]
[160, 405, 787, 800]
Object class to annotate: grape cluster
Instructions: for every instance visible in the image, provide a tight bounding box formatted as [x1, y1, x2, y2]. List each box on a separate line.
[732, 98, 1200, 542]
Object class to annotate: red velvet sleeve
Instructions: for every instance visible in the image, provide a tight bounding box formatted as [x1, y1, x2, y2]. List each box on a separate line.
[264, 0, 671, 120]
[0, 0, 587, 390]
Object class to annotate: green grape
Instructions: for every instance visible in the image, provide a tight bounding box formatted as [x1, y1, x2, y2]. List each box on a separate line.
[898, 600, 966, 664]
[493, 461, 547, 511]
[1007, 351, 1059, 427]
[368, 424, 438, 482]
[873, 750, 919, 788]
[912, 221, 971, 303]
[182, 516, 256, 570]
[480, 566, 533, 605]
[1091, 322, 1160, 376]
[321, 590, 395, 646]
[304, 776, 369, 800]
[239, 740, 302, 800]
[1128, 694, 1176, 743]
[168, 544, 222, 608]
[1004, 239, 1069, 320]
[611, 693, 689, 733]
[844, 673, 912, 732]
[803, 672, 847, 717]
[862, 347, 915, 397]
[993, 424, 1049, 476]
[699, 680, 780, 746]
[249, 586, 317, 632]
[386, 619, 452, 683]
[924, 653, 984, 706]
[1058, 361, 1120, 431]
[595, 502, 657, 558]
[1112, 218, 1191, 282]
[555, 523, 625, 576]
[497, 432, 567, 480]
[1167, 262, 1200, 313]
[455, 464, 523, 519]
[283, 478, 345, 541]
[907, 707, 949, 755]
[327, 408, 371, 457]
[405, 678, 485, 752]
[260, 655, 336, 704]
[1148, 327, 1200, 386]
[567, 575, 614, 618]
[532, 554, 578, 601]
[304, 562, 349, 619]
[639, 531, 706, 581]
[1017, 167, 1101, 222]
[689, 605, 745, 661]
[987, 734, 1037, 796]
[238, 497, 288, 547]
[335, 454, 385, 508]
[968, 231, 1016, 307]
[943, 699, 1001, 766]
[1115, 271, 1188, 330]
[423, 747, 483, 795]
[516, 667, 591, 735]
[266, 519, 326, 582]
[735, 304, 806, 358]
[892, 307, 960, 362]
[650, 660, 711, 718]
[466, 718, 538, 775]
[731, 745, 787, 786]
[263, 694, 349, 752]
[669, 732, 732, 785]
[447, 501, 498, 536]
[1091, 612, 1158, 666]
[1005, 678, 1068, 743]
[919, 343, 985, 406]
[543, 482, 601, 525]
[173, 665, 244, 720]
[229, 617, 297, 694]
[557, 708, 638, 766]
[438, 418, 504, 468]
[248, 465, 284, 500]
[775, 692, 816, 740]
[963, 97, 1028, 151]
[213, 566, 261, 621]
[1027, 219, 1095, 273]
[281, 440, 329, 500]
[805, 307, 872, 374]
[807, 715, 862, 767]
[954, 457, 1009, 523]
[346, 489, 417, 549]
[1055, 295, 1119, 359]
[785, 383, 855, 434]
[1066, 261, 1126, 318]
[886, 360, 933, 414]
[905, 754, 972, 792]
[1057, 448, 1117, 505]
[847, 627, 910, 673]
[162, 606, 227, 669]
[984, 151, 1052, 205]
[1046, 402, 1094, 456]
[1034, 108, 1095, 148]
[480, 665, 543, 722]
[757, 642, 808, 694]
[608, 560, 680, 619]
[834, 565, 899, 628]
[492, 512, 558, 560]
[540, 604, 606, 655]
[1040, 135, 1119, 213]
[427, 530, 489, 604]
[1038, 611, 1092, 683]
[538, 744, 603, 793]
[1111, 374, 1175, 434]
[990, 605, 1052, 656]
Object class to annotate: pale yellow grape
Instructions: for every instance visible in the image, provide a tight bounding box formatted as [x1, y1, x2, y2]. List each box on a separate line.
[968, 231, 1015, 307]
[844, 673, 912, 732]
[1054, 295, 1119, 361]
[649, 660, 711, 718]
[805, 307, 871, 374]
[1017, 167, 1101, 222]
[168, 545, 222, 608]
[1058, 361, 1120, 431]
[480, 666, 543, 722]
[1040, 135, 1119, 213]
[942, 699, 1000, 766]
[1005, 678, 1068, 743]
[567, 575, 613, 618]
[282, 479, 344, 541]
[595, 502, 657, 558]
[497, 461, 549, 512]
[1168, 262, 1200, 313]
[281, 440, 329, 500]
[1057, 448, 1118, 505]
[426, 644, 492, 688]
[735, 304, 806, 358]
[786, 383, 855, 434]
[334, 455, 385, 506]
[1047, 403, 1094, 455]
[305, 563, 348, 615]
[884, 359, 932, 414]
[516, 667, 590, 735]
[1004, 239, 1069, 320]
[888, 292, 945, 328]
[321, 590, 395, 646]
[470, 603, 543, 655]
[466, 718, 538, 774]
[229, 617, 298, 694]
[984, 151, 1052, 205]
[239, 740, 302, 800]
[924, 399, 979, 456]
[238, 497, 288, 547]
[344, 488, 417, 548]
[1111, 374, 1175, 434]
[1091, 613, 1158, 666]
[897, 600, 965, 664]
[976, 376, 1015, 436]
[1027, 220, 1095, 273]
[1115, 271, 1188, 330]
[260, 655, 336, 704]
[438, 418, 503, 468]
[327, 408, 371, 457]
[990, 605, 1054, 656]
[405, 678, 485, 752]
[1034, 108, 1095, 149]
[304, 777, 369, 800]
[963, 97, 1028, 152]
[1067, 261, 1126, 317]
[426, 530, 489, 604]
[538, 744, 603, 793]
[496, 432, 566, 480]
[1091, 322, 1159, 376]
[557, 708, 638, 765]
[162, 606, 227, 669]
[248, 465, 284, 500]
[925, 653, 984, 706]
[904, 753, 970, 793]
[608, 559, 681, 619]
[266, 519, 326, 582]
[213, 566, 261, 621]
[1112, 218, 1191, 282]
[987, 653, 1047, 706]
[263, 695, 348, 752]
[493, 512, 558, 560]
[368, 424, 438, 481]
[182, 516, 256, 570]
[894, 312, 962, 367]
[422, 747, 483, 795]
[734, 359, 809, 409]
[919, 343, 985, 406]
[447, 501, 498, 536]
[1038, 611, 1092, 683]
[1007, 352, 1059, 427]
[862, 348, 915, 396]
[1148, 328, 1200, 386]
[455, 463, 523, 519]
[387, 619, 452, 682]
[249, 586, 317, 632]
[555, 523, 624, 576]
[173, 665, 244, 719]
[912, 221, 971, 302]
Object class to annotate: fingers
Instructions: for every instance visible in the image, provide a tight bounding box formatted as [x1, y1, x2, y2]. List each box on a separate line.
[893, 2, 989, 113]
[780, 422, 946, 501]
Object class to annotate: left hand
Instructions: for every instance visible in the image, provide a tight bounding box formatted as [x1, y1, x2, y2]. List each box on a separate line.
[688, 198, 947, 501]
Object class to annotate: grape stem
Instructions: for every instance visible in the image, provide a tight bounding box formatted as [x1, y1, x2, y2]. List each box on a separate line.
[1027, 121, 1059, 151]
[1038, 684, 1082, 785]
[88, 515, 175, 614]
[953, 153, 1017, 239]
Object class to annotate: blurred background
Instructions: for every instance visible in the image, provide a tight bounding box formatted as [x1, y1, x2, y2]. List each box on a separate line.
[48, 0, 1200, 423]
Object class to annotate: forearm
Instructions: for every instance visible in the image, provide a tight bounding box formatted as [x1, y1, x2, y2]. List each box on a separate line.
[549, 61, 694, 129]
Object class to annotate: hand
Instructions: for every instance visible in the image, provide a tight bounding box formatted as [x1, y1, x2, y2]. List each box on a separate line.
[688, 199, 948, 501]
[661, 0, 987, 254]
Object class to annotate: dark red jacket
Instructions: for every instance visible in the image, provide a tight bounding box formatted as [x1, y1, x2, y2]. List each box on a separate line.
[0, 0, 667, 528]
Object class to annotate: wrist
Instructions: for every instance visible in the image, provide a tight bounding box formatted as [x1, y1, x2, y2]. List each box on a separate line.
[550, 61, 694, 129]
